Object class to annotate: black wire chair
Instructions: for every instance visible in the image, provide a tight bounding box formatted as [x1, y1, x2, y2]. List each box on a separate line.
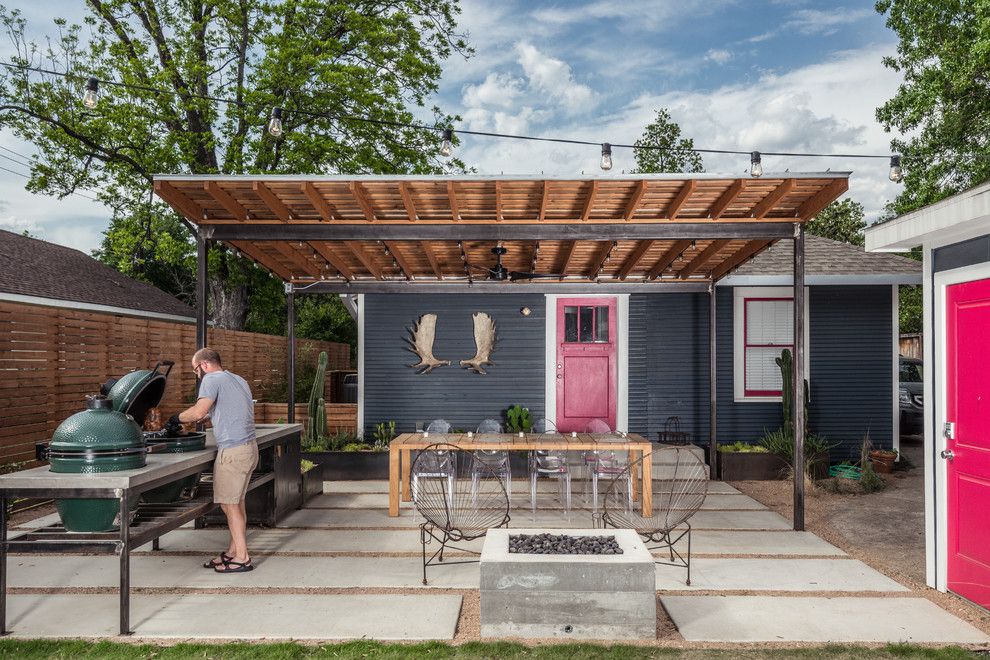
[413, 443, 510, 585]
[600, 446, 708, 585]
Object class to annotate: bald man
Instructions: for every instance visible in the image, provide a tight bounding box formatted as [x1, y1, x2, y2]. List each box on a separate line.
[170, 347, 257, 573]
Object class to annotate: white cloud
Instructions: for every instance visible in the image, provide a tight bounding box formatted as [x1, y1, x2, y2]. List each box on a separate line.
[530, 0, 733, 30]
[787, 8, 874, 35]
[516, 43, 596, 111]
[706, 49, 733, 64]
[462, 73, 525, 109]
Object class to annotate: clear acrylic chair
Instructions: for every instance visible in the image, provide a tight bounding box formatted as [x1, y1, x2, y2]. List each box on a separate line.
[471, 419, 511, 495]
[413, 419, 454, 501]
[584, 419, 631, 512]
[601, 447, 708, 585]
[528, 418, 571, 516]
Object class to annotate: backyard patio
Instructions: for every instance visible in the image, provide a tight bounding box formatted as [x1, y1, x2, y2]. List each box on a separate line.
[4, 451, 987, 646]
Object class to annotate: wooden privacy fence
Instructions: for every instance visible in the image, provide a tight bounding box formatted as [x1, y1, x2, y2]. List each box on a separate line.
[255, 403, 357, 432]
[899, 333, 922, 360]
[0, 300, 350, 465]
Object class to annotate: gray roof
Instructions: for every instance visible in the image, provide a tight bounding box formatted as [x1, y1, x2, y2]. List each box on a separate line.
[0, 230, 196, 318]
[737, 234, 922, 277]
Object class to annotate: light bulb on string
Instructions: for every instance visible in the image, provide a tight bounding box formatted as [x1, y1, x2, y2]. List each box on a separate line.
[889, 155, 903, 183]
[440, 128, 453, 157]
[750, 151, 763, 178]
[600, 143, 613, 171]
[82, 77, 99, 109]
[268, 107, 283, 137]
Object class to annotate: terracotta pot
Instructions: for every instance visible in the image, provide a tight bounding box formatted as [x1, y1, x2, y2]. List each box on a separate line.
[869, 450, 896, 474]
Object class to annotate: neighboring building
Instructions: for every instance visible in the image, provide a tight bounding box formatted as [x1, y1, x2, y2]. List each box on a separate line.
[866, 180, 990, 610]
[0, 229, 195, 321]
[359, 235, 921, 462]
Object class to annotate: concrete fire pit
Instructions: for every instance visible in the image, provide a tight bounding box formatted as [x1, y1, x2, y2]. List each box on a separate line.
[480, 528, 656, 640]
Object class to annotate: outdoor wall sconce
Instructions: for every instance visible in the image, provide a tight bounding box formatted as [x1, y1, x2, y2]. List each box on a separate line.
[520, 306, 531, 316]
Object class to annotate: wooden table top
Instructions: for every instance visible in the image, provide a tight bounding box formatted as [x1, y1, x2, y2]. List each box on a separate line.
[390, 432, 652, 451]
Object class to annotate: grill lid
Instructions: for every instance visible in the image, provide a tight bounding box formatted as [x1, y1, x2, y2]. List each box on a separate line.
[49, 395, 144, 452]
[104, 361, 173, 427]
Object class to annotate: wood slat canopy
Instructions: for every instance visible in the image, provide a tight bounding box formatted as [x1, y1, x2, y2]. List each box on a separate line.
[154, 173, 848, 288]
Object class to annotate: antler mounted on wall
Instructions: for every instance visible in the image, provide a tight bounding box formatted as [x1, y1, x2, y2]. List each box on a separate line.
[460, 312, 497, 375]
[405, 313, 450, 374]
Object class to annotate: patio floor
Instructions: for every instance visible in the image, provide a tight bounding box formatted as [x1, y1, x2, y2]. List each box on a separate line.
[6, 477, 988, 644]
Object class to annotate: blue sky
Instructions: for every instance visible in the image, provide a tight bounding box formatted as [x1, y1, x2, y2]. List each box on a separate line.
[0, 0, 902, 253]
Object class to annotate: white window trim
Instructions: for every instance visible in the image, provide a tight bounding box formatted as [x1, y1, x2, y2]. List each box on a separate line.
[732, 286, 810, 403]
[544, 294, 628, 433]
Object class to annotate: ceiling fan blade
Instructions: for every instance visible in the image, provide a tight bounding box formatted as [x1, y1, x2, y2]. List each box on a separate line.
[509, 271, 565, 281]
[465, 262, 493, 273]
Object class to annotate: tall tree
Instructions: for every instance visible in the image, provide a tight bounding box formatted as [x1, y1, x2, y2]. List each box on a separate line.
[806, 198, 866, 246]
[632, 109, 704, 173]
[875, 0, 990, 215]
[0, 1, 467, 329]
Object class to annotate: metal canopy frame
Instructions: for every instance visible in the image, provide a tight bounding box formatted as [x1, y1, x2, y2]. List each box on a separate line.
[182, 175, 820, 532]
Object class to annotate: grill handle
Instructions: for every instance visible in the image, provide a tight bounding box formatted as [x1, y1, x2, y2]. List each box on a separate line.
[151, 360, 175, 380]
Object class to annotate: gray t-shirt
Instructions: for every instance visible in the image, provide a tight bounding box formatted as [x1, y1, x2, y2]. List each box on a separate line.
[198, 370, 256, 449]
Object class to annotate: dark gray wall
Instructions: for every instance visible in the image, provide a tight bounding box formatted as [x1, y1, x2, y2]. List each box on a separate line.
[934, 235, 990, 273]
[362, 294, 546, 435]
[629, 286, 894, 462]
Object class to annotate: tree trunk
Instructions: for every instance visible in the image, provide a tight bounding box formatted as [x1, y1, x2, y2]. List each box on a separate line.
[209, 281, 250, 330]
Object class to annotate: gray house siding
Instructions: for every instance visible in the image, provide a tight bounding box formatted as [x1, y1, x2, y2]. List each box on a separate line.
[628, 286, 893, 462]
[933, 235, 990, 273]
[362, 294, 546, 435]
[363, 287, 893, 462]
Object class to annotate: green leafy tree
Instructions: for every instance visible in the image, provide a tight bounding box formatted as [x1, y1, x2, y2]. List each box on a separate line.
[632, 109, 704, 173]
[0, 1, 467, 329]
[875, 0, 990, 214]
[806, 198, 866, 246]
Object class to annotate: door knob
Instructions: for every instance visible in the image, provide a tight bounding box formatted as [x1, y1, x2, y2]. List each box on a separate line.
[940, 449, 954, 460]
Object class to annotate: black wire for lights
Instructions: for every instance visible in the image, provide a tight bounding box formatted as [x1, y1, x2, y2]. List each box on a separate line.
[0, 60, 911, 163]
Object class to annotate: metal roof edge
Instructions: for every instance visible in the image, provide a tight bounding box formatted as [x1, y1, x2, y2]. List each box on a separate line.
[153, 172, 852, 183]
[717, 274, 922, 286]
[0, 292, 198, 323]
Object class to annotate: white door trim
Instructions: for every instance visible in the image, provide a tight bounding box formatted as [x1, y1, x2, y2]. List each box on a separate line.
[931, 259, 990, 592]
[544, 294, 629, 432]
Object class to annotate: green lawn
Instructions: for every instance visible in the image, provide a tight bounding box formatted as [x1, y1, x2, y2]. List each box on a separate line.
[0, 640, 982, 660]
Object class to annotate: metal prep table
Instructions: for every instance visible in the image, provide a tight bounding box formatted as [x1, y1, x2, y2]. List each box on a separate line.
[0, 423, 302, 636]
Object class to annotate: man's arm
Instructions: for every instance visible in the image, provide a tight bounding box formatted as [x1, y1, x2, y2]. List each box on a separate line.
[178, 397, 214, 424]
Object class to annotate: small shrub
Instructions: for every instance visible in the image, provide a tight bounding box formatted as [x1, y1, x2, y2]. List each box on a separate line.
[301, 429, 358, 452]
[858, 432, 886, 493]
[717, 441, 768, 453]
[342, 442, 374, 452]
[504, 405, 533, 433]
[300, 459, 317, 474]
[372, 421, 396, 450]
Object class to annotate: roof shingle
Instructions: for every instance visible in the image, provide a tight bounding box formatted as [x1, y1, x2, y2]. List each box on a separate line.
[0, 230, 195, 318]
[737, 234, 921, 276]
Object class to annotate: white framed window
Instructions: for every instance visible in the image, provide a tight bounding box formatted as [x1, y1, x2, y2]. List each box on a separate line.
[732, 286, 810, 403]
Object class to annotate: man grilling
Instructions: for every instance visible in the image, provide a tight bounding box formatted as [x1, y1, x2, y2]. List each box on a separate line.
[166, 348, 257, 573]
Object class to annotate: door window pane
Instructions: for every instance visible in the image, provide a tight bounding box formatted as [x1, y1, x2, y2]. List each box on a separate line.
[595, 306, 610, 342]
[579, 306, 594, 342]
[564, 306, 578, 342]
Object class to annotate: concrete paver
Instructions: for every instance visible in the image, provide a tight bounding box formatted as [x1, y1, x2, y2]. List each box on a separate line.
[7, 593, 462, 640]
[662, 596, 989, 643]
[657, 558, 908, 592]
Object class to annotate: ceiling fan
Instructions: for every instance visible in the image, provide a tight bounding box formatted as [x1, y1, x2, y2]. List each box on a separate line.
[466, 245, 563, 282]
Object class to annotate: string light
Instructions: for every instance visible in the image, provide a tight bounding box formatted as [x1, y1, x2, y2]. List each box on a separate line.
[0, 61, 925, 184]
[600, 143, 613, 171]
[82, 77, 99, 109]
[440, 128, 453, 157]
[267, 107, 283, 137]
[889, 155, 903, 183]
[750, 151, 763, 178]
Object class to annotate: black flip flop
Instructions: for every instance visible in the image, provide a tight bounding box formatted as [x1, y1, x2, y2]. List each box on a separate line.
[214, 559, 254, 573]
[203, 552, 232, 569]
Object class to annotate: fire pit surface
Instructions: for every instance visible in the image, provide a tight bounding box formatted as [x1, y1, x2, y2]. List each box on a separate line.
[508, 533, 624, 555]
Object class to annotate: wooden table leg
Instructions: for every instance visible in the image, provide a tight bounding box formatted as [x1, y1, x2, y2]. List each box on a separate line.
[631, 448, 641, 502]
[389, 444, 401, 517]
[401, 448, 412, 502]
[641, 445, 653, 517]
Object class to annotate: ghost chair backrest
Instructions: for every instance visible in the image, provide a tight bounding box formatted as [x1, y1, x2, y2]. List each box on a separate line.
[425, 419, 451, 435]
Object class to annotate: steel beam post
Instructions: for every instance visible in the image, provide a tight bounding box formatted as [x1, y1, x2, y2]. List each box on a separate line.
[709, 283, 718, 479]
[196, 234, 209, 350]
[792, 224, 806, 531]
[286, 284, 296, 424]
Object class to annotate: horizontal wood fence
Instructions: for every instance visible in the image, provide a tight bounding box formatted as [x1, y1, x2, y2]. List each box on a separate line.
[255, 403, 357, 433]
[0, 300, 350, 465]
[899, 333, 922, 360]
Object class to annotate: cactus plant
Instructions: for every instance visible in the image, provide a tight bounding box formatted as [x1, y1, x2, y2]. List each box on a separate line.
[304, 351, 329, 445]
[775, 349, 809, 437]
[505, 404, 533, 433]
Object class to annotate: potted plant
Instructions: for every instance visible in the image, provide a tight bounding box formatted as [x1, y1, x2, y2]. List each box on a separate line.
[300, 459, 324, 502]
[717, 441, 789, 480]
[869, 447, 898, 474]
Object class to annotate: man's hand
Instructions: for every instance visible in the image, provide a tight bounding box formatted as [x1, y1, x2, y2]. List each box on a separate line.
[164, 414, 183, 437]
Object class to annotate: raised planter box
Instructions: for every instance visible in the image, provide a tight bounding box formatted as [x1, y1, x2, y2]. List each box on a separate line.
[301, 450, 389, 480]
[480, 528, 656, 640]
[301, 464, 325, 502]
[718, 451, 789, 480]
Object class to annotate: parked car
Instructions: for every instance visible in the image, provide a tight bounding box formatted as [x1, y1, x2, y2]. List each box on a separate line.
[899, 356, 924, 436]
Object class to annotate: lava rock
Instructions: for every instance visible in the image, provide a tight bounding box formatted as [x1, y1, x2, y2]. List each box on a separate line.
[507, 533, 623, 555]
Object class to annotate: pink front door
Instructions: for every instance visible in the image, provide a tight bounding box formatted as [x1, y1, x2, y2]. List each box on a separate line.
[946, 278, 990, 608]
[555, 298, 617, 432]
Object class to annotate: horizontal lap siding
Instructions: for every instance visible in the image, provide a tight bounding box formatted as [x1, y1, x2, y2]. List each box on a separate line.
[629, 286, 892, 462]
[363, 294, 546, 436]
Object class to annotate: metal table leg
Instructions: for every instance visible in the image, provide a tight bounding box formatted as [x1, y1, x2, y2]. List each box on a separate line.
[1, 495, 7, 636]
[117, 489, 131, 636]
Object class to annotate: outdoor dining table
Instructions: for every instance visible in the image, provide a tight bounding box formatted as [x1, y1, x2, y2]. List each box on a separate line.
[388, 432, 654, 517]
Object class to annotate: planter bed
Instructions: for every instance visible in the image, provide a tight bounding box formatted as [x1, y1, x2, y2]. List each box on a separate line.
[301, 464, 325, 501]
[718, 451, 789, 480]
[302, 451, 389, 480]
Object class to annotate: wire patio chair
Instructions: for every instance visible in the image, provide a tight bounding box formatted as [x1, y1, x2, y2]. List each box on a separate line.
[600, 446, 708, 585]
[414, 443, 510, 585]
[527, 418, 571, 516]
[471, 419, 511, 495]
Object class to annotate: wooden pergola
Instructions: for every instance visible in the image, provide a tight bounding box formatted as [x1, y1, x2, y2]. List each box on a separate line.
[154, 172, 851, 531]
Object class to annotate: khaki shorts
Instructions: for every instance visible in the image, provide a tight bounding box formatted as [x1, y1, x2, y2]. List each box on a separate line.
[213, 440, 259, 504]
